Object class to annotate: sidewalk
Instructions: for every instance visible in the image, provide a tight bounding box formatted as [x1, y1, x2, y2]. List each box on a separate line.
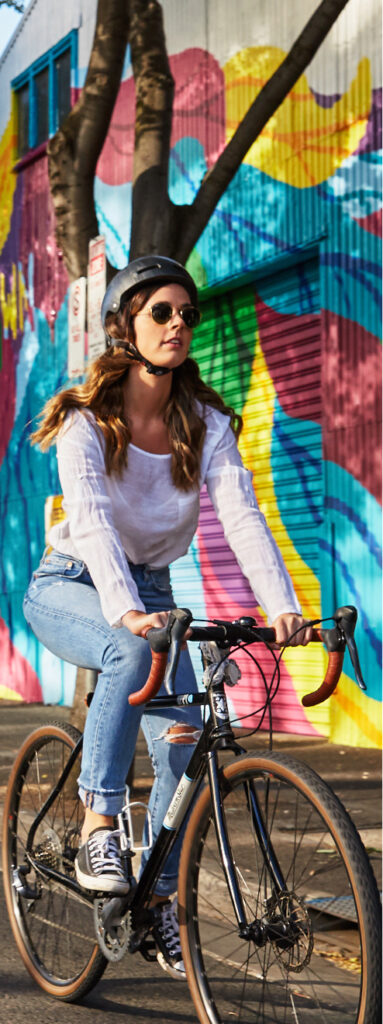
[0, 700, 381, 886]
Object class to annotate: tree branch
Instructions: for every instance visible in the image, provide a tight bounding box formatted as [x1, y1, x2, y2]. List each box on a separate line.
[176, 0, 351, 263]
[47, 0, 129, 281]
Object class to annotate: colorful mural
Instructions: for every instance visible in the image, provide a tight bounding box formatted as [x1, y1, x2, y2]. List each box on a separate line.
[0, 24, 381, 747]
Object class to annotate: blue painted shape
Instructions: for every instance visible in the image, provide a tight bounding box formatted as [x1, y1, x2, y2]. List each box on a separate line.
[319, 201, 381, 336]
[0, 295, 75, 704]
[169, 138, 208, 205]
[271, 398, 323, 576]
[15, 317, 39, 420]
[255, 259, 321, 317]
[320, 461, 382, 698]
[319, 151, 382, 220]
[94, 178, 132, 268]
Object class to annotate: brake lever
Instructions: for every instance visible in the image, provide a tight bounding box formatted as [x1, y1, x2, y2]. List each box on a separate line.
[163, 608, 193, 696]
[128, 608, 192, 706]
[334, 605, 367, 691]
[301, 605, 366, 708]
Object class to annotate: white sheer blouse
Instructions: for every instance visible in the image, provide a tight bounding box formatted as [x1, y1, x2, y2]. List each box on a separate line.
[49, 406, 300, 626]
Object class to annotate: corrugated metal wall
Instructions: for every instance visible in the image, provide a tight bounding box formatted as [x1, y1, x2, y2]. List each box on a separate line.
[0, 0, 381, 744]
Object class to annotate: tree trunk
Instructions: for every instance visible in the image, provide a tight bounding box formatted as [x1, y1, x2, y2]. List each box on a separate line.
[47, 0, 129, 282]
[129, 0, 175, 257]
[69, 668, 97, 732]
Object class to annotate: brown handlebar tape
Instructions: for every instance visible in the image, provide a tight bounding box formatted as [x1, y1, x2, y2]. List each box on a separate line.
[128, 650, 168, 706]
[301, 651, 344, 707]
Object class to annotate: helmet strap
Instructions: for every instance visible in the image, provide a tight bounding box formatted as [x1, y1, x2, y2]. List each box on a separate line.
[106, 337, 172, 376]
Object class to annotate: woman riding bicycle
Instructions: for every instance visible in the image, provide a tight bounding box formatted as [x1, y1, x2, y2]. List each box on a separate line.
[23, 255, 312, 978]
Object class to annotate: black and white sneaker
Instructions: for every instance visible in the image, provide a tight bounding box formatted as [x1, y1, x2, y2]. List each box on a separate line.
[152, 898, 186, 980]
[75, 827, 130, 894]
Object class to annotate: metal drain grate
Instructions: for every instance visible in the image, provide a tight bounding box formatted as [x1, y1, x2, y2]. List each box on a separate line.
[306, 896, 358, 923]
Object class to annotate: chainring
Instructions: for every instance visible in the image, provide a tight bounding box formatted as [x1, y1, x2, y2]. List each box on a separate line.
[94, 896, 132, 962]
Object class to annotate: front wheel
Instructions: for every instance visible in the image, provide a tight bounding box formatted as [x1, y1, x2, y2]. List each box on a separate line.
[178, 753, 381, 1024]
[2, 722, 107, 1001]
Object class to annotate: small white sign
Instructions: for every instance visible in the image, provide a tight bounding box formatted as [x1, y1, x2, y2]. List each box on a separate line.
[88, 235, 106, 361]
[68, 276, 86, 378]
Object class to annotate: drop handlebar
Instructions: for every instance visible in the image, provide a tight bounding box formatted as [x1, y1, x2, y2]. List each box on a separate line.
[128, 605, 364, 708]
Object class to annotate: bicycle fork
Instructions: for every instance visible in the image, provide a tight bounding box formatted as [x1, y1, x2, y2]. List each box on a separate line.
[207, 750, 287, 940]
[203, 659, 291, 946]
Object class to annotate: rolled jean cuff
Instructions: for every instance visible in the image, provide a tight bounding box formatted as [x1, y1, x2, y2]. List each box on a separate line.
[78, 784, 126, 816]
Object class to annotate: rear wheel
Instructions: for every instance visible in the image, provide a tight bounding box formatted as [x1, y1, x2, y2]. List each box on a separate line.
[178, 753, 381, 1024]
[2, 722, 107, 1000]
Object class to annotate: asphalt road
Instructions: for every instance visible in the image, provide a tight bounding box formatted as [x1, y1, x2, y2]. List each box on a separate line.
[0, 899, 197, 1024]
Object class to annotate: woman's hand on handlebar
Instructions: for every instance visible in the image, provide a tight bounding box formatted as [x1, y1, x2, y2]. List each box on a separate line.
[271, 613, 314, 647]
[122, 609, 170, 638]
[122, 609, 191, 646]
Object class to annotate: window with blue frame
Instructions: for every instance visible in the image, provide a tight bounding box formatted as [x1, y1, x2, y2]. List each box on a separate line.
[12, 31, 77, 159]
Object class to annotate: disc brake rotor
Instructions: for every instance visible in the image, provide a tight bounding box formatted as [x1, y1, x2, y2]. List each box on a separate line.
[266, 891, 313, 972]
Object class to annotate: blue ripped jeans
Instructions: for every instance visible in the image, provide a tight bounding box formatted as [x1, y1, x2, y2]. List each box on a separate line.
[23, 550, 201, 896]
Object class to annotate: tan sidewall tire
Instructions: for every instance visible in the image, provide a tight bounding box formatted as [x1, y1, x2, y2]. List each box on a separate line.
[2, 722, 107, 1001]
[178, 754, 380, 1024]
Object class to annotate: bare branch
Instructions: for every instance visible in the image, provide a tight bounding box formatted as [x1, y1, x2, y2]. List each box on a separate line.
[176, 0, 351, 263]
[47, 0, 129, 281]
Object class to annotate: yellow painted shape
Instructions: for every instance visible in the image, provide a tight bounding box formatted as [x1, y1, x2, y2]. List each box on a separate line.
[0, 263, 29, 338]
[223, 48, 371, 187]
[0, 104, 18, 253]
[0, 685, 23, 701]
[331, 674, 382, 748]
[0, 264, 17, 335]
[44, 494, 66, 549]
[240, 331, 380, 748]
[239, 333, 328, 734]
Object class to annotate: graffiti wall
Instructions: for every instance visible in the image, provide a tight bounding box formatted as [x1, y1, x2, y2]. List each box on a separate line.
[0, 0, 381, 746]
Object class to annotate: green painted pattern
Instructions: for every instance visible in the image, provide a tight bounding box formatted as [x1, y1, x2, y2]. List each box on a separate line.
[191, 287, 257, 413]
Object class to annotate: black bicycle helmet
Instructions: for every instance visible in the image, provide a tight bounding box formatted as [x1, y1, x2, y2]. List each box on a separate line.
[100, 255, 198, 376]
[100, 254, 198, 328]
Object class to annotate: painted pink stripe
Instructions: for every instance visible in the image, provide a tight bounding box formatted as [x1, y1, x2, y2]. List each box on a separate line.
[0, 619, 43, 702]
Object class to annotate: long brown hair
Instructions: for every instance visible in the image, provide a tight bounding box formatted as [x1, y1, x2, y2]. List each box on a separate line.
[31, 287, 242, 491]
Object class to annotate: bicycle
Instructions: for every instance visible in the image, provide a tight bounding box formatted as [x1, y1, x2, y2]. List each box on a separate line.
[2, 604, 381, 1023]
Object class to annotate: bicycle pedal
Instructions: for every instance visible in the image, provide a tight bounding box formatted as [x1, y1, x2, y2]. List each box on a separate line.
[137, 936, 157, 963]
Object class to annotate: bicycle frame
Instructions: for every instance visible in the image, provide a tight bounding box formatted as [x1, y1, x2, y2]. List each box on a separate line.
[19, 602, 362, 921]
[22, 669, 289, 934]
[7, 606, 380, 1021]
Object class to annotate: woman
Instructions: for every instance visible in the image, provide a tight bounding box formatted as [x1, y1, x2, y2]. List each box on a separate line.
[23, 255, 312, 978]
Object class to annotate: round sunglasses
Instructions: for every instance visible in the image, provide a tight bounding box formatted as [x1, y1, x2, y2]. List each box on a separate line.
[135, 301, 201, 329]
